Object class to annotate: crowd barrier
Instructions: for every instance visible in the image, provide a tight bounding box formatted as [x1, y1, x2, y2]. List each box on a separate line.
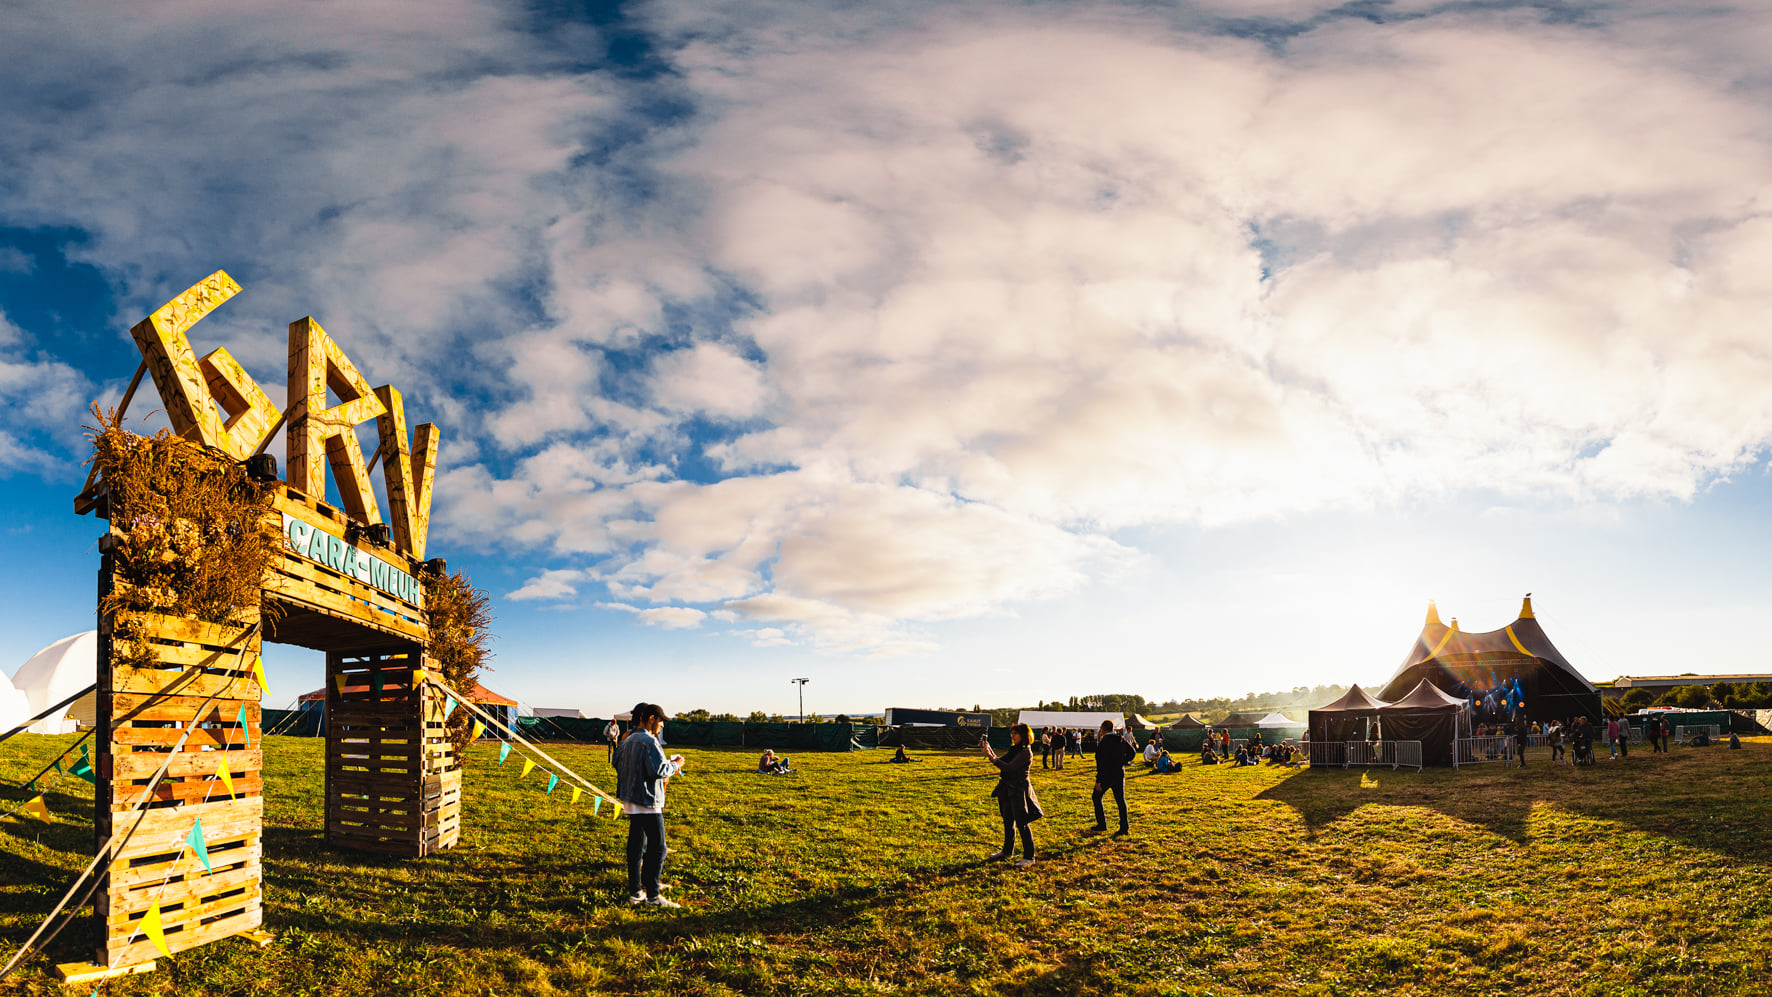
[1674, 725, 1722, 745]
[1452, 735, 1515, 768]
[1304, 740, 1422, 771]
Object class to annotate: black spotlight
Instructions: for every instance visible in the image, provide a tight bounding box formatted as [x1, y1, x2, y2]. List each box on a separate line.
[243, 453, 279, 482]
[364, 523, 392, 547]
[344, 522, 365, 545]
[423, 558, 448, 577]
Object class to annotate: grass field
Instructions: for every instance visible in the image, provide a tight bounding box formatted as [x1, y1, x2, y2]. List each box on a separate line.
[3, 734, 1770, 996]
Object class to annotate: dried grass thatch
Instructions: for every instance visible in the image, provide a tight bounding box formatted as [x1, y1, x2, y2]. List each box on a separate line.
[87, 405, 283, 664]
[426, 569, 495, 759]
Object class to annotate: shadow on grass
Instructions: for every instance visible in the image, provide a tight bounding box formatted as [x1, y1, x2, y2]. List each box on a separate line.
[1255, 741, 1772, 861]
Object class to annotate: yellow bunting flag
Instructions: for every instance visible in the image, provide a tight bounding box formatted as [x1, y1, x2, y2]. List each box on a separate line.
[251, 655, 269, 696]
[412, 668, 429, 686]
[142, 902, 172, 959]
[334, 673, 347, 693]
[570, 787, 582, 804]
[519, 758, 536, 779]
[469, 720, 485, 742]
[18, 795, 49, 821]
[216, 755, 235, 797]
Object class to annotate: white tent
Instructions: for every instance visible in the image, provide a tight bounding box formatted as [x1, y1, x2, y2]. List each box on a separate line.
[1253, 711, 1300, 728]
[1016, 710, 1126, 730]
[12, 631, 98, 734]
[0, 669, 27, 734]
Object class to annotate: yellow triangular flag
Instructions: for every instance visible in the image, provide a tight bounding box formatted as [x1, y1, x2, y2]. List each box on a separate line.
[18, 795, 49, 821]
[412, 668, 429, 686]
[519, 758, 535, 779]
[251, 655, 269, 696]
[142, 902, 172, 959]
[570, 787, 582, 804]
[216, 754, 235, 797]
[334, 673, 347, 693]
[469, 720, 485, 741]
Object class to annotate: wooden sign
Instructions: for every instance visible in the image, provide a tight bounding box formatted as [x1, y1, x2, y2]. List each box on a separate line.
[125, 271, 439, 557]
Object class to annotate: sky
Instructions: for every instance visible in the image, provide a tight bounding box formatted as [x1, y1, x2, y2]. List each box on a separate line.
[3, 0, 1772, 719]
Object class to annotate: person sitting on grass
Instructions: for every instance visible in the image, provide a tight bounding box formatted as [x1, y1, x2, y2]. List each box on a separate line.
[1154, 749, 1178, 773]
[757, 749, 791, 774]
[889, 746, 919, 763]
[1729, 732, 1742, 749]
[1143, 738, 1161, 767]
[1233, 746, 1252, 766]
[1200, 744, 1220, 765]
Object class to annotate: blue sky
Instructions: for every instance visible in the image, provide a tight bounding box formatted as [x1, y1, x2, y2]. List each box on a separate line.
[3, 0, 1772, 718]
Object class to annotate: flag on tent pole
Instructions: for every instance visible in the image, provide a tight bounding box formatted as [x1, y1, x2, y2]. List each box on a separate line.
[498, 743, 511, 765]
[519, 759, 535, 779]
[216, 755, 235, 797]
[142, 902, 172, 959]
[546, 774, 559, 796]
[186, 817, 213, 873]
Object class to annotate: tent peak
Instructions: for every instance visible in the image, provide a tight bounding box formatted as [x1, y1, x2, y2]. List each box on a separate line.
[1425, 600, 1442, 627]
[1520, 593, 1534, 619]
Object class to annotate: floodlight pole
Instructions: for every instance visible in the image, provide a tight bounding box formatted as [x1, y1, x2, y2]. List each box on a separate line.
[791, 677, 810, 723]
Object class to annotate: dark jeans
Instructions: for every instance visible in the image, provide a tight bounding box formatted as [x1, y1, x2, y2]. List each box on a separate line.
[626, 812, 667, 898]
[1041, 745, 1050, 768]
[1093, 779, 1128, 833]
[1001, 818, 1034, 859]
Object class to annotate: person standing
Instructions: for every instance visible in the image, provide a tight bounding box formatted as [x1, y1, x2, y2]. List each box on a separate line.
[982, 724, 1043, 868]
[1090, 720, 1137, 838]
[1617, 719, 1630, 759]
[604, 717, 621, 764]
[1040, 726, 1052, 769]
[614, 702, 686, 907]
[1607, 717, 1620, 760]
[1512, 716, 1529, 767]
[1049, 728, 1065, 770]
[1069, 728, 1082, 760]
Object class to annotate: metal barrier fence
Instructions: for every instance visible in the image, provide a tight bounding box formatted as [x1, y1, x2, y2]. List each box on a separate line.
[1675, 725, 1721, 745]
[1306, 740, 1422, 771]
[1452, 735, 1515, 769]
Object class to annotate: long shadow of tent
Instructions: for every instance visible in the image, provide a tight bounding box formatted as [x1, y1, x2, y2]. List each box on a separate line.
[1254, 744, 1772, 863]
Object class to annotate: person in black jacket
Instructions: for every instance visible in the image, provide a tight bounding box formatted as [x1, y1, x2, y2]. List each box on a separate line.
[1089, 720, 1136, 837]
[982, 724, 1044, 868]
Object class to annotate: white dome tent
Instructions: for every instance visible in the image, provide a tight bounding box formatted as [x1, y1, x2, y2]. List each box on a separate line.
[0, 669, 27, 733]
[11, 631, 99, 734]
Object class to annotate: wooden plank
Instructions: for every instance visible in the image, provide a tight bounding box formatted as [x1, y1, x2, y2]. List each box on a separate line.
[108, 771, 264, 807]
[113, 610, 256, 648]
[265, 570, 426, 638]
[110, 666, 259, 700]
[275, 551, 423, 616]
[56, 959, 156, 983]
[112, 726, 249, 749]
[112, 638, 258, 671]
[111, 694, 261, 725]
[109, 866, 261, 924]
[107, 797, 261, 848]
[108, 841, 262, 890]
[111, 748, 262, 781]
[104, 903, 261, 965]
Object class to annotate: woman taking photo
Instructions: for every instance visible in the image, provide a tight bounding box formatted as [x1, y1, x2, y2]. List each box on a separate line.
[982, 723, 1044, 869]
[614, 702, 687, 907]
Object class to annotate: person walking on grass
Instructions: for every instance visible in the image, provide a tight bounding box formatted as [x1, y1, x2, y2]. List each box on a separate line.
[604, 717, 621, 763]
[982, 724, 1043, 868]
[615, 702, 687, 908]
[1089, 719, 1137, 838]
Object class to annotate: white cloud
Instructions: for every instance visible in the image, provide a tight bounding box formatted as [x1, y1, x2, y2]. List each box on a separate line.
[507, 569, 593, 602]
[635, 606, 707, 629]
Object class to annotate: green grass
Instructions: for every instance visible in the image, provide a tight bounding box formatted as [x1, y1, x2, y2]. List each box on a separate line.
[3, 735, 1771, 995]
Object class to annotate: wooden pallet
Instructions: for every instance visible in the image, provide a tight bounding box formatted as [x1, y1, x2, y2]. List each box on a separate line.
[324, 649, 458, 857]
[96, 591, 265, 967]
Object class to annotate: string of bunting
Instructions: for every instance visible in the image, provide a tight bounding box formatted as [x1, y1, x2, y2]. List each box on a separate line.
[0, 743, 96, 822]
[416, 672, 621, 814]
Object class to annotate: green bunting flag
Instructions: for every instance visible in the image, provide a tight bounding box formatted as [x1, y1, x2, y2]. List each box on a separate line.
[445, 696, 459, 720]
[69, 757, 95, 785]
[186, 816, 213, 873]
[546, 774, 559, 796]
[498, 742, 512, 765]
[592, 796, 602, 816]
[51, 758, 62, 775]
[237, 704, 250, 749]
[372, 670, 384, 697]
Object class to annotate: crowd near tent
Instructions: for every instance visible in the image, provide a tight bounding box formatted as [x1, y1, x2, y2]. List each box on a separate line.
[1016, 710, 1126, 730]
[1379, 596, 1601, 724]
[11, 631, 98, 734]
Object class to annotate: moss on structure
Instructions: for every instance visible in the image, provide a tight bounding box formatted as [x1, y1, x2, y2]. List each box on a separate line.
[86, 405, 283, 664]
[424, 568, 494, 758]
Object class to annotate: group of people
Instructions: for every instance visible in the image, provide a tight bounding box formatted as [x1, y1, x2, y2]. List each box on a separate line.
[1039, 726, 1091, 769]
[983, 720, 1145, 868]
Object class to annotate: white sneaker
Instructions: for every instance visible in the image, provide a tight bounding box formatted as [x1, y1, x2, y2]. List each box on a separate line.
[1015, 858, 1036, 869]
[626, 892, 645, 905]
[985, 850, 1011, 861]
[646, 895, 682, 908]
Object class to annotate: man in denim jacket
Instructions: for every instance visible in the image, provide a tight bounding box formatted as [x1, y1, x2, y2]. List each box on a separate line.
[615, 702, 686, 907]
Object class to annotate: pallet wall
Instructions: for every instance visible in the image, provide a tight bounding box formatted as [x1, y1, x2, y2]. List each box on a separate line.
[96, 574, 264, 967]
[325, 649, 458, 857]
